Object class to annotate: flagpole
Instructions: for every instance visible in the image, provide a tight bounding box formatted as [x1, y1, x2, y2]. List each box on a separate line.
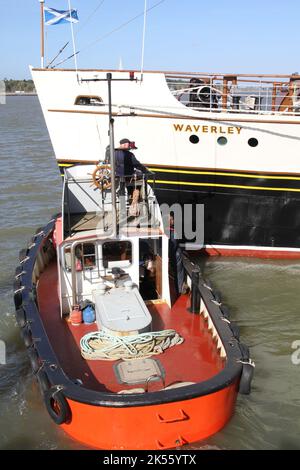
[39, 0, 45, 68]
[140, 0, 147, 81]
[67, 0, 78, 73]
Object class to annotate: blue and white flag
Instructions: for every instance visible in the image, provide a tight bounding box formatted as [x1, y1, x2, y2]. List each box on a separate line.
[44, 7, 79, 26]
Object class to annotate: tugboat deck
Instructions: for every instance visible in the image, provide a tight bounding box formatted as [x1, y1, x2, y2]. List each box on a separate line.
[37, 261, 225, 394]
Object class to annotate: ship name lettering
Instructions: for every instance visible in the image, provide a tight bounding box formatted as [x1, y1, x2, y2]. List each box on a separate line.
[173, 123, 242, 134]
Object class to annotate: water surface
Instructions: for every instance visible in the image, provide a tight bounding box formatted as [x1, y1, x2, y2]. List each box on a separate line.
[0, 96, 300, 450]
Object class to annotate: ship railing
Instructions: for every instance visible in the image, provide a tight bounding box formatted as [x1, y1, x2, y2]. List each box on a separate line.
[63, 170, 157, 237]
[166, 72, 300, 116]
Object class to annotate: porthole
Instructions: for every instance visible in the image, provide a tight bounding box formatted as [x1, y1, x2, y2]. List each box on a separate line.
[189, 135, 199, 144]
[217, 136, 227, 146]
[248, 138, 258, 147]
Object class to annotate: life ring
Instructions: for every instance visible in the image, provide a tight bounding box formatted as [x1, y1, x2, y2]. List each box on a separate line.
[44, 387, 71, 425]
[92, 164, 112, 190]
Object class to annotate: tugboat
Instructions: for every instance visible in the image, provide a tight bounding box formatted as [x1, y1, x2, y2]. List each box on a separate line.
[14, 74, 254, 450]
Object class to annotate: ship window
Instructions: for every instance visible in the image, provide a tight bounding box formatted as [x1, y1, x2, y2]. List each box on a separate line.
[75, 243, 96, 269]
[64, 243, 96, 271]
[217, 137, 227, 146]
[248, 138, 258, 147]
[103, 241, 132, 267]
[189, 135, 199, 144]
[75, 95, 104, 106]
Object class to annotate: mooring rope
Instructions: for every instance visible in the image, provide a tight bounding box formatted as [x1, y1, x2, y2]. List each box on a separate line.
[80, 329, 184, 361]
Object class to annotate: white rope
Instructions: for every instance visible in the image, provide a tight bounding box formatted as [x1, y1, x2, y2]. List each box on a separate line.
[80, 329, 184, 361]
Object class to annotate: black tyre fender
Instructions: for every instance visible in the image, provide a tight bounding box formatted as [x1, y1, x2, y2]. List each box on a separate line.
[36, 369, 50, 393]
[230, 321, 240, 339]
[239, 362, 254, 395]
[203, 279, 213, 290]
[28, 346, 40, 373]
[220, 305, 230, 320]
[213, 289, 222, 303]
[21, 326, 33, 349]
[19, 248, 28, 262]
[35, 227, 44, 235]
[44, 387, 71, 425]
[14, 279, 23, 310]
[16, 307, 27, 328]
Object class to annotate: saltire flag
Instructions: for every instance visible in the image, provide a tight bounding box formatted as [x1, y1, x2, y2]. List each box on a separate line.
[44, 7, 79, 26]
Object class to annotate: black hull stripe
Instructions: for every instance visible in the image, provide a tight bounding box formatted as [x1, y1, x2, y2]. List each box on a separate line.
[58, 162, 300, 192]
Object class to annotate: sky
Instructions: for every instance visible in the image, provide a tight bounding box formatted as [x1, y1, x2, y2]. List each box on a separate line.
[1, 0, 300, 79]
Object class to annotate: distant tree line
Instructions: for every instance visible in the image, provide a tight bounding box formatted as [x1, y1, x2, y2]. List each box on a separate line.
[4, 79, 36, 93]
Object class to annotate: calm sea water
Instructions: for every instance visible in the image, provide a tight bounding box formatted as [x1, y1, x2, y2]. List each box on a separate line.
[0, 96, 300, 450]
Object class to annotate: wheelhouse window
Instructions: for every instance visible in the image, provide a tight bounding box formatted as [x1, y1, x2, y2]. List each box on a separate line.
[75, 243, 96, 269]
[75, 95, 104, 106]
[103, 241, 132, 267]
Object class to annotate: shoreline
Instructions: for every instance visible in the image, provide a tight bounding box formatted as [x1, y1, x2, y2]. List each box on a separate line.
[3, 93, 37, 96]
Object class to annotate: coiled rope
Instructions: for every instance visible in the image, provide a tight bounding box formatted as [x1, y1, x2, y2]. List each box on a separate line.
[80, 329, 184, 361]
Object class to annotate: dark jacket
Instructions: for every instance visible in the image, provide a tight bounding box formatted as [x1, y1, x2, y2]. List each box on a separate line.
[114, 149, 147, 177]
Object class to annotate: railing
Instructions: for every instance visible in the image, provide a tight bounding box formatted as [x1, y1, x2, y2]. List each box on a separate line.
[63, 169, 157, 237]
[166, 72, 300, 116]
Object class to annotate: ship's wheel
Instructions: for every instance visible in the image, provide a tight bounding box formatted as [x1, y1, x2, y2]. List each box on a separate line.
[92, 165, 112, 190]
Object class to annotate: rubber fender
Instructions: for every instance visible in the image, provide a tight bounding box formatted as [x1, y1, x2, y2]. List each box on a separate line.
[14, 293, 23, 310]
[28, 347, 40, 374]
[51, 212, 61, 220]
[14, 279, 24, 310]
[21, 326, 33, 349]
[27, 236, 36, 248]
[13, 278, 21, 292]
[44, 387, 71, 425]
[15, 265, 23, 277]
[203, 279, 213, 289]
[36, 369, 50, 393]
[15, 307, 27, 328]
[230, 322, 240, 339]
[213, 289, 222, 303]
[19, 248, 28, 262]
[239, 342, 250, 361]
[220, 305, 230, 320]
[239, 362, 254, 395]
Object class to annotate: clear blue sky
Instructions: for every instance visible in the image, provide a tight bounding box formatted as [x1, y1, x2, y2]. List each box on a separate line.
[1, 0, 300, 79]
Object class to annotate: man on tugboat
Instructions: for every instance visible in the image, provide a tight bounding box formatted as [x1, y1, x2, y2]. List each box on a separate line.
[114, 138, 148, 177]
[114, 138, 148, 217]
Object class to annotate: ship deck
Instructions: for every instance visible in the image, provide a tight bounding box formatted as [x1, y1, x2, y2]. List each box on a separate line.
[37, 261, 225, 394]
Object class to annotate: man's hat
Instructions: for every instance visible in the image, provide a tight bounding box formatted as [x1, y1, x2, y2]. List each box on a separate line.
[119, 138, 138, 149]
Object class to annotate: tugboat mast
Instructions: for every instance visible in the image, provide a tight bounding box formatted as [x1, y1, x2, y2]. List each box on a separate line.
[107, 72, 118, 236]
